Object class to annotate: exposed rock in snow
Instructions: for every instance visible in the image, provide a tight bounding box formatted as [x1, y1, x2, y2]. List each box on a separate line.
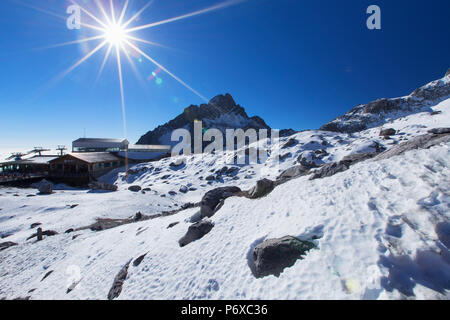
[107, 260, 131, 300]
[252, 236, 315, 278]
[379, 128, 396, 137]
[179, 220, 214, 247]
[38, 182, 53, 195]
[428, 127, 450, 135]
[200, 186, 242, 218]
[247, 179, 275, 199]
[0, 241, 17, 252]
[128, 185, 142, 192]
[89, 182, 118, 192]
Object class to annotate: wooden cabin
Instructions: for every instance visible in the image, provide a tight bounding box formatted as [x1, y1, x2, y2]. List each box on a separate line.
[49, 152, 124, 185]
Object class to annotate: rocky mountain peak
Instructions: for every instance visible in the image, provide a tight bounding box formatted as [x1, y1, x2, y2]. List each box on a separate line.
[137, 93, 272, 146]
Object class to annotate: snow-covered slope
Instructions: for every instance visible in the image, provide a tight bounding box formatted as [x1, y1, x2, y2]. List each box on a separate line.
[0, 75, 449, 300]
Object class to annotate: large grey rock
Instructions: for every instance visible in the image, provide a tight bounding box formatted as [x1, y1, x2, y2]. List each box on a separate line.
[277, 165, 310, 181]
[341, 152, 377, 164]
[200, 186, 241, 218]
[247, 179, 275, 199]
[89, 182, 118, 191]
[179, 220, 214, 247]
[309, 161, 351, 180]
[38, 182, 53, 195]
[253, 236, 315, 278]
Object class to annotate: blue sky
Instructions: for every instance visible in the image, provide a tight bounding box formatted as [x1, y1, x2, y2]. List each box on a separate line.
[0, 0, 449, 150]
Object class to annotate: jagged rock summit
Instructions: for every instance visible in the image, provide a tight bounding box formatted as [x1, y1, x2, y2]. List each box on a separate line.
[320, 70, 450, 133]
[137, 94, 271, 146]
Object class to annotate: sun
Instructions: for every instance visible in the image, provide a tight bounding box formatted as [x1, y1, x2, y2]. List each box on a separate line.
[40, 0, 244, 140]
[104, 23, 126, 46]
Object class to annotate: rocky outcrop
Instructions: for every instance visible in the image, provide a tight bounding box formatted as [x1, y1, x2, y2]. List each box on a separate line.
[252, 236, 315, 278]
[320, 71, 450, 133]
[200, 186, 242, 218]
[374, 131, 450, 161]
[179, 220, 214, 247]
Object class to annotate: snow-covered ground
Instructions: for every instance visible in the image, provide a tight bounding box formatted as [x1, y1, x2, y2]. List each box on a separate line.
[0, 89, 449, 300]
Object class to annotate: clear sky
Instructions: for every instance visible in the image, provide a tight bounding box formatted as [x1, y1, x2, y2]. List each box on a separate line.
[1, 0, 449, 151]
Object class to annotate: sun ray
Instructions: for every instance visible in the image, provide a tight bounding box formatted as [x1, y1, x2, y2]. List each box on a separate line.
[95, 0, 112, 25]
[126, 0, 244, 33]
[58, 40, 108, 81]
[121, 43, 148, 90]
[118, 0, 130, 25]
[124, 35, 168, 49]
[124, 39, 208, 103]
[110, 0, 117, 24]
[122, 0, 154, 28]
[38, 35, 106, 50]
[95, 43, 113, 85]
[115, 45, 127, 139]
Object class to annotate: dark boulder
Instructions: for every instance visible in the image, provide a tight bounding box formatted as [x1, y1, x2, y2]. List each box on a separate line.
[309, 161, 351, 180]
[247, 179, 275, 199]
[253, 236, 315, 278]
[282, 138, 298, 149]
[379, 128, 396, 137]
[200, 186, 241, 218]
[128, 185, 142, 192]
[179, 220, 214, 247]
[38, 182, 53, 195]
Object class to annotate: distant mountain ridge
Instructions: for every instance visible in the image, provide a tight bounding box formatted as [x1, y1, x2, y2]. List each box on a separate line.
[320, 70, 450, 133]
